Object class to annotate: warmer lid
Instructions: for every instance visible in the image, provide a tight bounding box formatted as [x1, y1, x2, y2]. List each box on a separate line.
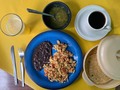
[97, 35, 120, 80]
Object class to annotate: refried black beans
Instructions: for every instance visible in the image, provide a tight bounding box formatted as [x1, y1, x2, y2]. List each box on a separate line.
[32, 41, 52, 71]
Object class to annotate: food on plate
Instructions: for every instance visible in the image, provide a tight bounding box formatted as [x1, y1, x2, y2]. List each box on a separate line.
[43, 40, 76, 83]
[32, 41, 52, 71]
[85, 47, 112, 85]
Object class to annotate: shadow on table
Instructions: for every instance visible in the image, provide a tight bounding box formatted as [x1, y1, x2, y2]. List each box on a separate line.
[64, 0, 81, 28]
[26, 15, 41, 33]
[26, 4, 43, 33]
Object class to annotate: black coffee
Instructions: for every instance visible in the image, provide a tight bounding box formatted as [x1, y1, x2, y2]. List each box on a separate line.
[88, 11, 106, 29]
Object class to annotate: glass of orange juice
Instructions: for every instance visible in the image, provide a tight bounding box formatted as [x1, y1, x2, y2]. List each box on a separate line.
[0, 13, 25, 36]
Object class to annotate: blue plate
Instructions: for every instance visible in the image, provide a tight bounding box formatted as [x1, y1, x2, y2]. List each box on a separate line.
[25, 30, 83, 89]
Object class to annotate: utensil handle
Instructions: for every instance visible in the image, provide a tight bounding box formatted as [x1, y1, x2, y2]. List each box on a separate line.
[11, 46, 18, 85]
[27, 8, 54, 17]
[13, 66, 18, 86]
[103, 25, 111, 32]
[20, 60, 24, 87]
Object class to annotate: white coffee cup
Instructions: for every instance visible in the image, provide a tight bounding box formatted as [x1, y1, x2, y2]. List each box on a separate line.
[81, 10, 111, 33]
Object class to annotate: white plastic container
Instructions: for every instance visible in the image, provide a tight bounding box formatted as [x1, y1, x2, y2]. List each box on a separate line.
[82, 35, 120, 89]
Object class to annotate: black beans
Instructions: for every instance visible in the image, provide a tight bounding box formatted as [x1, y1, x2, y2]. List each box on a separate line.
[32, 41, 52, 71]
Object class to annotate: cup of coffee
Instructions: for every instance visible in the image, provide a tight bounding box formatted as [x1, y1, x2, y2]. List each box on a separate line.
[82, 10, 111, 32]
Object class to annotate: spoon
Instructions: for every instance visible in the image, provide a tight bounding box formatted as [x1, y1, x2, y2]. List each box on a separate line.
[18, 48, 24, 87]
[27, 8, 54, 18]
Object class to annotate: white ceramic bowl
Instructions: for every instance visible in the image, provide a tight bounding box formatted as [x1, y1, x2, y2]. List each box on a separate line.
[82, 45, 120, 89]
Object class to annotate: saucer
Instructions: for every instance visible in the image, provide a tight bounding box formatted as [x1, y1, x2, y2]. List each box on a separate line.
[75, 5, 111, 41]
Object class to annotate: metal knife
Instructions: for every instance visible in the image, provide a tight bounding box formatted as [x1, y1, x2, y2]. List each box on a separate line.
[10, 45, 18, 85]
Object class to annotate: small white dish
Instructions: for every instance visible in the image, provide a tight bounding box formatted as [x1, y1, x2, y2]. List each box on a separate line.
[75, 5, 111, 41]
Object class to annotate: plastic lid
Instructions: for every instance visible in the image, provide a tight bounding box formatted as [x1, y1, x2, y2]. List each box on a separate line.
[97, 35, 120, 80]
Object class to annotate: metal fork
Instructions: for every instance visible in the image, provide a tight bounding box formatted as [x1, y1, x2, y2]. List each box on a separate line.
[18, 48, 24, 87]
